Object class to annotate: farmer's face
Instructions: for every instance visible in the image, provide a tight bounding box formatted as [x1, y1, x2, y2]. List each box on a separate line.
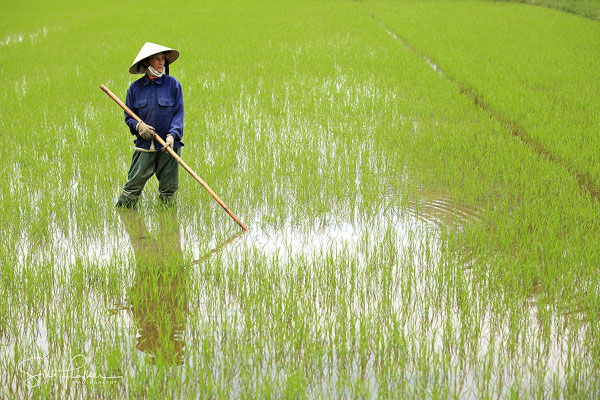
[147, 53, 165, 73]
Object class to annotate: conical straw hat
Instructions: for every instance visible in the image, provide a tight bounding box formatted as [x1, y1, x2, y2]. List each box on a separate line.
[129, 42, 179, 74]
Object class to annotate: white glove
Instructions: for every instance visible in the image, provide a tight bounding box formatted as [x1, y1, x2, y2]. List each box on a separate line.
[136, 121, 155, 140]
[164, 134, 174, 150]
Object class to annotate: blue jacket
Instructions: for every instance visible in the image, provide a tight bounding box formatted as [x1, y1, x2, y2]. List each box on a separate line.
[125, 75, 184, 150]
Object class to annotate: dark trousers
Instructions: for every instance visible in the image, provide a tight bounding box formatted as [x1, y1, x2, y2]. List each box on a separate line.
[119, 148, 181, 204]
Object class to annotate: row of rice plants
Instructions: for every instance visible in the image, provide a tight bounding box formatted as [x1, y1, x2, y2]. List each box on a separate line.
[369, 0, 600, 187]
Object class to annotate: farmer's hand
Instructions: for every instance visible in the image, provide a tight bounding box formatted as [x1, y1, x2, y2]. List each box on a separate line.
[136, 121, 156, 140]
[164, 134, 174, 151]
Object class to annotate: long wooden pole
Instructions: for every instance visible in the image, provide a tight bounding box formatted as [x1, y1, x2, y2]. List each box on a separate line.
[101, 84, 248, 231]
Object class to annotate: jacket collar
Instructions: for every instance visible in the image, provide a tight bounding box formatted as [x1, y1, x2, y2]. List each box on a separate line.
[142, 75, 164, 86]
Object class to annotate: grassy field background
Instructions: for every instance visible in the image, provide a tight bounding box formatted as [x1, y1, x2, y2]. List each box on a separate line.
[1, 0, 599, 397]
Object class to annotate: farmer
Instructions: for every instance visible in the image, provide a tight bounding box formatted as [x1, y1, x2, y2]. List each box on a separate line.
[116, 42, 184, 208]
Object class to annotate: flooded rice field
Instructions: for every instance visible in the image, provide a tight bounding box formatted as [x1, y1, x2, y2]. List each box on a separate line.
[2, 0, 599, 398]
[3, 186, 592, 398]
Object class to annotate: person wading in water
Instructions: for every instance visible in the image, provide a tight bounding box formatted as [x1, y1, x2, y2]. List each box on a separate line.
[116, 42, 184, 208]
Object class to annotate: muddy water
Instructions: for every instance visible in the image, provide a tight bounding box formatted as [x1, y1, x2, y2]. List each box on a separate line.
[5, 185, 586, 397]
[4, 189, 459, 371]
[139, 203, 578, 397]
[406, 186, 480, 230]
[186, 207, 438, 266]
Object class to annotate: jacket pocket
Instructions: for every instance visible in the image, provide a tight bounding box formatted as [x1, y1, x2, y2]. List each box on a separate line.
[133, 99, 148, 110]
[158, 97, 175, 107]
[134, 99, 148, 108]
[157, 97, 175, 117]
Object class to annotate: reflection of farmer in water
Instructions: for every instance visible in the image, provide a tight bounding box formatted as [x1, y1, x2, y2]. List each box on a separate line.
[118, 209, 188, 365]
